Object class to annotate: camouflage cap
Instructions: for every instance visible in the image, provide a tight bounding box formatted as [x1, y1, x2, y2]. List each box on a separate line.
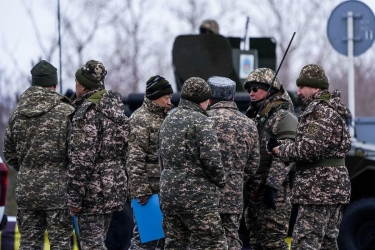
[244, 68, 281, 92]
[199, 19, 219, 34]
[31, 60, 57, 87]
[181, 77, 212, 104]
[75, 60, 107, 90]
[296, 64, 329, 89]
[207, 76, 235, 100]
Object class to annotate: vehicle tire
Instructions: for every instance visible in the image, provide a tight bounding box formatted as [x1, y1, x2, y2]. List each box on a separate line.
[338, 198, 375, 250]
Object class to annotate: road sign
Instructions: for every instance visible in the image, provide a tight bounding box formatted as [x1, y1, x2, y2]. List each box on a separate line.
[327, 0, 375, 56]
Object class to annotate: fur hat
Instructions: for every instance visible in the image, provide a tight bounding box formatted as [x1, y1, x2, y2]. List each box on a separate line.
[207, 76, 235, 100]
[145, 75, 173, 100]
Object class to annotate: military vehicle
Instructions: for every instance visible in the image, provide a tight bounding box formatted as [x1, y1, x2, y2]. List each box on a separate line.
[123, 33, 375, 249]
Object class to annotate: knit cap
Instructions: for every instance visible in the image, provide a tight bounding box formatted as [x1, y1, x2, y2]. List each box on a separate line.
[296, 64, 329, 89]
[145, 75, 173, 100]
[207, 76, 235, 100]
[31, 60, 58, 87]
[75, 60, 107, 89]
[181, 77, 212, 104]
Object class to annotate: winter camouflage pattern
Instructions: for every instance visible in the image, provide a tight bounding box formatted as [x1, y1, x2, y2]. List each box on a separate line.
[127, 96, 167, 250]
[77, 213, 112, 249]
[17, 209, 72, 249]
[163, 213, 227, 249]
[244, 173, 292, 250]
[277, 89, 351, 205]
[127, 97, 166, 199]
[180, 77, 212, 103]
[244, 84, 297, 250]
[292, 204, 343, 250]
[244, 68, 281, 91]
[67, 88, 129, 214]
[207, 101, 259, 214]
[3, 86, 74, 209]
[220, 214, 242, 249]
[80, 60, 107, 82]
[159, 98, 225, 214]
[297, 64, 328, 83]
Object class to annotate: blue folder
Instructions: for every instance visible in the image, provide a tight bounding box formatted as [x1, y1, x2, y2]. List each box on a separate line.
[131, 194, 165, 243]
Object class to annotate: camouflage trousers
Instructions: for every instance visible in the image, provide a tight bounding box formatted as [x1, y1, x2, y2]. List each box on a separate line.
[291, 204, 344, 250]
[245, 174, 292, 250]
[17, 209, 72, 250]
[77, 213, 112, 250]
[220, 213, 242, 250]
[163, 212, 228, 250]
[130, 215, 165, 250]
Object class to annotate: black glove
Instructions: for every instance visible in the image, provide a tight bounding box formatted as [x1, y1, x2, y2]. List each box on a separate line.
[263, 185, 277, 210]
[267, 137, 280, 152]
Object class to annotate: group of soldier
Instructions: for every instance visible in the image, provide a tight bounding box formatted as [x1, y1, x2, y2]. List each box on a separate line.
[3, 58, 351, 250]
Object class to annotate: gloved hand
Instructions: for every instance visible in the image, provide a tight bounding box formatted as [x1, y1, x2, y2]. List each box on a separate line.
[263, 185, 277, 210]
[267, 137, 280, 152]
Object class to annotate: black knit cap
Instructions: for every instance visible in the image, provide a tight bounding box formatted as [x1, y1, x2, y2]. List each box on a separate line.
[181, 77, 212, 104]
[31, 60, 57, 87]
[145, 75, 173, 100]
[75, 60, 107, 90]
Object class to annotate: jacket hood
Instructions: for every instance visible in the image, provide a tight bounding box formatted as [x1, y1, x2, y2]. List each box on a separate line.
[88, 90, 128, 123]
[316, 89, 351, 119]
[17, 86, 67, 117]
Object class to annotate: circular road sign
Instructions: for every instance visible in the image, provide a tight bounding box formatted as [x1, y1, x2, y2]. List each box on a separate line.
[327, 0, 375, 56]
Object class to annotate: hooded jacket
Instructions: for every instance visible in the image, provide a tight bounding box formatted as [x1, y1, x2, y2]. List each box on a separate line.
[66, 88, 129, 214]
[277, 89, 351, 204]
[4, 86, 74, 209]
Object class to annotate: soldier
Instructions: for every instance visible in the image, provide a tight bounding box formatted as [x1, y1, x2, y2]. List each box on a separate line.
[3, 60, 74, 249]
[199, 19, 220, 34]
[159, 77, 227, 249]
[66, 60, 129, 249]
[206, 76, 260, 249]
[269, 64, 351, 250]
[243, 68, 298, 250]
[127, 75, 173, 249]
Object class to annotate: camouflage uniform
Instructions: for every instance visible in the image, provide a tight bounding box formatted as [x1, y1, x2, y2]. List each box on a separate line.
[4, 85, 74, 250]
[276, 64, 351, 250]
[67, 84, 129, 249]
[127, 97, 167, 249]
[244, 68, 298, 250]
[159, 77, 227, 250]
[207, 76, 259, 250]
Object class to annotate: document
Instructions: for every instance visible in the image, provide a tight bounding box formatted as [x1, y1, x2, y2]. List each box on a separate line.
[131, 194, 164, 243]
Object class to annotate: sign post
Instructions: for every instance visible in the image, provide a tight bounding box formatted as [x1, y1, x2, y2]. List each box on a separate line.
[327, 0, 375, 137]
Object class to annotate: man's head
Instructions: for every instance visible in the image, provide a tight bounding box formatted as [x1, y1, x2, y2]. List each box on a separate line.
[75, 60, 107, 97]
[244, 68, 281, 102]
[181, 77, 212, 110]
[296, 64, 328, 100]
[207, 76, 235, 104]
[31, 60, 58, 90]
[146, 75, 174, 112]
[199, 19, 219, 35]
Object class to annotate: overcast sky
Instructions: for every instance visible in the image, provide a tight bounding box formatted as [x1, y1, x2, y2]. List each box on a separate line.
[1, 0, 374, 94]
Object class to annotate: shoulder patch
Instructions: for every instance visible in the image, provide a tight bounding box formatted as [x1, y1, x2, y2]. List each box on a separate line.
[307, 123, 319, 135]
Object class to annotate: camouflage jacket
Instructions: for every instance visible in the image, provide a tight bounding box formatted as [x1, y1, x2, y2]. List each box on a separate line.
[66, 88, 129, 214]
[159, 99, 226, 214]
[207, 101, 259, 214]
[127, 97, 166, 199]
[246, 85, 298, 190]
[3, 86, 74, 210]
[277, 89, 351, 205]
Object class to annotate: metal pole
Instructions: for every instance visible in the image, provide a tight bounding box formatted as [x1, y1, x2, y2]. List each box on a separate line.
[347, 11, 355, 137]
[58, 0, 63, 94]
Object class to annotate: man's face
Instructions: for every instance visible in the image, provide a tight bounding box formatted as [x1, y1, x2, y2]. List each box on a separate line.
[248, 86, 268, 102]
[152, 94, 172, 112]
[297, 85, 320, 100]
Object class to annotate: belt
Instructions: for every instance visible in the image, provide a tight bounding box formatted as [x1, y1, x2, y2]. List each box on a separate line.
[296, 158, 345, 171]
